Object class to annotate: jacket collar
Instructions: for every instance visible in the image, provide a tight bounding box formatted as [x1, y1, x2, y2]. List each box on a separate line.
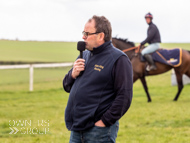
[91, 41, 111, 55]
[148, 21, 153, 25]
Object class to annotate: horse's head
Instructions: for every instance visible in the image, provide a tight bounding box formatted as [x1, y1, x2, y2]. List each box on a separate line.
[112, 37, 136, 59]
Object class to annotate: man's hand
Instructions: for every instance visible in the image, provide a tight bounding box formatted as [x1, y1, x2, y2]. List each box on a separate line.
[95, 120, 106, 127]
[71, 58, 85, 79]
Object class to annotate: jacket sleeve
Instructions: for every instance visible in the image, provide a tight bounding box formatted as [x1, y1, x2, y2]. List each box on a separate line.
[101, 55, 133, 126]
[141, 25, 157, 45]
[63, 68, 75, 93]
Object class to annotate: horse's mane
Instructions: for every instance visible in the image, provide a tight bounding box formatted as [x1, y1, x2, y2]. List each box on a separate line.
[112, 37, 135, 47]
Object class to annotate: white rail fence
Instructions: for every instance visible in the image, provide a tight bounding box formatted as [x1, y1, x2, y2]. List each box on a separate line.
[1, 64, 189, 91]
[0, 63, 73, 91]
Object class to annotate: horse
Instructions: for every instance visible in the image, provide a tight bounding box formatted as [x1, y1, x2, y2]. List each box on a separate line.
[112, 37, 190, 102]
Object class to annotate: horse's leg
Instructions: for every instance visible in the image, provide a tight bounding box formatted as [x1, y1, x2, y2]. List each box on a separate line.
[140, 76, 152, 102]
[185, 68, 190, 78]
[173, 70, 184, 101]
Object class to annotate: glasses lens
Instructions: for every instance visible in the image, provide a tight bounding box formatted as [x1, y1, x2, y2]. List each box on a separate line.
[82, 31, 88, 37]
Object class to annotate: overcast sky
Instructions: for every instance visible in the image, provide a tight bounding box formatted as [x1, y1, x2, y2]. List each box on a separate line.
[0, 0, 190, 43]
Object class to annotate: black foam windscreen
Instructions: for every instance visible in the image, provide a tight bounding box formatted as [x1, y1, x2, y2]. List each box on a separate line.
[77, 41, 86, 52]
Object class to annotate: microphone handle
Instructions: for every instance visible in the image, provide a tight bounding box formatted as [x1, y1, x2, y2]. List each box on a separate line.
[80, 51, 83, 58]
[79, 51, 84, 76]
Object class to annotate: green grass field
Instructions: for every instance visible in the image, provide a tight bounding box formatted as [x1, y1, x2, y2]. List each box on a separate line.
[0, 40, 78, 63]
[0, 40, 190, 143]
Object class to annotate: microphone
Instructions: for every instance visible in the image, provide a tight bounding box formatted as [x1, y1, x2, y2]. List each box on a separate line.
[77, 41, 86, 58]
[77, 41, 86, 76]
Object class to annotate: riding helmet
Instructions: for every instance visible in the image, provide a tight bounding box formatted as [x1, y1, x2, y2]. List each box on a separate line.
[145, 12, 153, 19]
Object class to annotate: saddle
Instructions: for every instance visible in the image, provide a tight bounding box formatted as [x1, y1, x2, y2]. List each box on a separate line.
[140, 48, 163, 62]
[140, 48, 182, 67]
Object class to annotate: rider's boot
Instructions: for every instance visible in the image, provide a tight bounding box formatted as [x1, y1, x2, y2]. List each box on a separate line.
[144, 54, 157, 71]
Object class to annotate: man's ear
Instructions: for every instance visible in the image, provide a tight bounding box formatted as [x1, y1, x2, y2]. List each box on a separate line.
[99, 32, 105, 41]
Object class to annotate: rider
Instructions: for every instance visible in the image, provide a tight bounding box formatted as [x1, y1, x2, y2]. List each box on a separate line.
[138, 12, 161, 71]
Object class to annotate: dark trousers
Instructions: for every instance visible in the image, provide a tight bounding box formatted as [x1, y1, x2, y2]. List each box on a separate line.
[69, 121, 119, 143]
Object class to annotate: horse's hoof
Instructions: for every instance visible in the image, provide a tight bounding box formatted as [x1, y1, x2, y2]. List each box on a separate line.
[148, 100, 152, 102]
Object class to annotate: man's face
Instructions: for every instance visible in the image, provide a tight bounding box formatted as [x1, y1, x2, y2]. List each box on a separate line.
[145, 18, 151, 24]
[82, 19, 100, 51]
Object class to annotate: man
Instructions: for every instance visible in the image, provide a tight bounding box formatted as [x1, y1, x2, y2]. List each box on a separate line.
[63, 15, 133, 143]
[138, 12, 161, 71]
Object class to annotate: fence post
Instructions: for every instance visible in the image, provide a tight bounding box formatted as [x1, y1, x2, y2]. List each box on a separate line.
[29, 64, 34, 91]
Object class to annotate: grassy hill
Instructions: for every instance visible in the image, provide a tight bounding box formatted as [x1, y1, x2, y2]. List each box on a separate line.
[1, 40, 190, 64]
[0, 40, 78, 64]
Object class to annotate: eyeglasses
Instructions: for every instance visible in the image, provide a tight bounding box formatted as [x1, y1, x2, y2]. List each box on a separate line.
[82, 31, 100, 38]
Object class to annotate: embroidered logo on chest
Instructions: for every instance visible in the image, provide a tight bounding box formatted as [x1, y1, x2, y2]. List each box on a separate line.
[94, 64, 104, 72]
